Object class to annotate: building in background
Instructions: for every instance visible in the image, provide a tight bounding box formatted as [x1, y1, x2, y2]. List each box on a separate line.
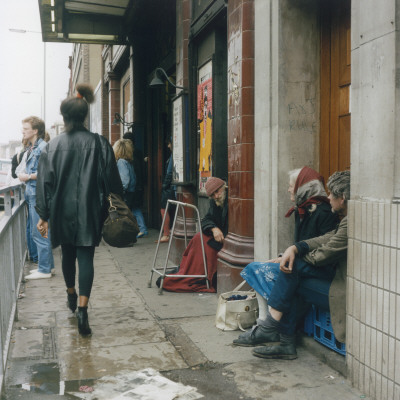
[38, 1, 400, 398]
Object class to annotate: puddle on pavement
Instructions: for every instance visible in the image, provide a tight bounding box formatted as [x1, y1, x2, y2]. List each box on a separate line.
[19, 363, 60, 394]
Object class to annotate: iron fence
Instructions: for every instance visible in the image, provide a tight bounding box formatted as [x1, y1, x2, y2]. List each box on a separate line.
[0, 184, 26, 395]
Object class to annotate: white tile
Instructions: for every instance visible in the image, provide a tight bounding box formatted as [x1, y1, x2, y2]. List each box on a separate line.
[396, 340, 400, 386]
[388, 336, 395, 381]
[366, 243, 372, 285]
[353, 319, 360, 360]
[369, 369, 376, 399]
[384, 247, 390, 291]
[378, 245, 384, 288]
[365, 326, 371, 366]
[395, 384, 400, 400]
[362, 201, 368, 242]
[391, 204, 397, 247]
[348, 239, 354, 278]
[397, 249, 400, 295]
[359, 362, 365, 393]
[390, 248, 397, 293]
[375, 373, 382, 400]
[347, 315, 353, 355]
[347, 278, 354, 318]
[377, 288, 384, 331]
[348, 200, 355, 239]
[378, 202, 385, 245]
[365, 284, 372, 326]
[371, 244, 379, 286]
[370, 328, 377, 371]
[372, 202, 379, 244]
[381, 333, 389, 377]
[376, 330, 383, 373]
[366, 202, 374, 243]
[360, 242, 367, 283]
[383, 290, 390, 334]
[389, 293, 396, 338]
[397, 204, 400, 248]
[371, 286, 378, 329]
[355, 201, 363, 240]
[359, 323, 366, 364]
[361, 284, 366, 324]
[364, 365, 370, 396]
[353, 358, 360, 390]
[354, 240, 361, 281]
[384, 203, 391, 246]
[397, 295, 400, 340]
[387, 380, 394, 400]
[354, 280, 361, 321]
[381, 376, 388, 400]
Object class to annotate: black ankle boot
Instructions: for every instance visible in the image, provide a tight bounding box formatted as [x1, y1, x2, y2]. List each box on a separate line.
[67, 290, 78, 313]
[77, 307, 92, 336]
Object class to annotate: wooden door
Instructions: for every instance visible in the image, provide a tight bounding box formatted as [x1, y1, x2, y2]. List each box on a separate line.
[320, 0, 351, 181]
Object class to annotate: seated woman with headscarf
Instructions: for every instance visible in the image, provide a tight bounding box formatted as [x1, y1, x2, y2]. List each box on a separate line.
[234, 166, 339, 345]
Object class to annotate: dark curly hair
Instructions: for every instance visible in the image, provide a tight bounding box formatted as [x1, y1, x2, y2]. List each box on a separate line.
[60, 84, 95, 133]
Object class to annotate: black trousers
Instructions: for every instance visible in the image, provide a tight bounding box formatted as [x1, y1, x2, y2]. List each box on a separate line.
[61, 244, 95, 298]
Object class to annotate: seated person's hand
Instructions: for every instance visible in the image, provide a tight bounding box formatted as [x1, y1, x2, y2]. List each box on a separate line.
[267, 256, 282, 264]
[279, 245, 298, 274]
[211, 227, 224, 243]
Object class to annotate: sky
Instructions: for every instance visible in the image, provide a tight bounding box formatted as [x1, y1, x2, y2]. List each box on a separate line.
[0, 1, 72, 145]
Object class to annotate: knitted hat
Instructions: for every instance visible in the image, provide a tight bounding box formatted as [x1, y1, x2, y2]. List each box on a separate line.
[205, 177, 225, 197]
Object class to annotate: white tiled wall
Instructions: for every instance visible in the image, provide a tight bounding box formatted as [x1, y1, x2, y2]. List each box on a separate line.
[347, 200, 400, 399]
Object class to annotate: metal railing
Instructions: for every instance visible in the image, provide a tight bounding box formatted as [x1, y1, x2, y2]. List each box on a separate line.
[0, 184, 26, 395]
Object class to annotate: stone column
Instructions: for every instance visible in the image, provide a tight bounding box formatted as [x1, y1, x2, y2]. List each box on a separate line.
[217, 0, 255, 293]
[347, 1, 400, 398]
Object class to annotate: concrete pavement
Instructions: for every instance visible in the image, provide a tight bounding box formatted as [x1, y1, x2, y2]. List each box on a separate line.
[2, 229, 369, 399]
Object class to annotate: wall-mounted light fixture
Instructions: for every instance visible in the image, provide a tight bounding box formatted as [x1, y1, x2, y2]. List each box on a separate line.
[112, 113, 134, 128]
[149, 67, 187, 91]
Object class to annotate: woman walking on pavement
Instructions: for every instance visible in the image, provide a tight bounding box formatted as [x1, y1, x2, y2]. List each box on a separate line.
[35, 84, 123, 336]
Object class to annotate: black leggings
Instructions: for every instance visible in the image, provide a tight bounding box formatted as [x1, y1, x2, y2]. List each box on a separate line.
[61, 244, 95, 298]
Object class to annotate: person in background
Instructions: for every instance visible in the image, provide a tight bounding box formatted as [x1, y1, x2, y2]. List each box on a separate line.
[161, 177, 228, 292]
[123, 131, 148, 238]
[158, 137, 175, 243]
[35, 84, 123, 336]
[19, 116, 54, 279]
[113, 138, 136, 209]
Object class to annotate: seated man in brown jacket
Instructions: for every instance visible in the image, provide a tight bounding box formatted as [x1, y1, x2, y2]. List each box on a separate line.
[233, 170, 350, 360]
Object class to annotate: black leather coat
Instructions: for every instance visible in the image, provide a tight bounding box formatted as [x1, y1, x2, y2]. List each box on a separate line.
[35, 129, 123, 248]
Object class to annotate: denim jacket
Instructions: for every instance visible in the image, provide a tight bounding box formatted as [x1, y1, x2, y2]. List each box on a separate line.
[116, 158, 136, 193]
[25, 138, 47, 196]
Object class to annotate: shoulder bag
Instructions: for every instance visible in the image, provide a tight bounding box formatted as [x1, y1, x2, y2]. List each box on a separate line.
[95, 134, 139, 247]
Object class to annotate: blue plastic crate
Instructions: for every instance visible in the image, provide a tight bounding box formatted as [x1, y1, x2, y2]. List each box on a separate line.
[303, 308, 314, 336]
[313, 306, 346, 356]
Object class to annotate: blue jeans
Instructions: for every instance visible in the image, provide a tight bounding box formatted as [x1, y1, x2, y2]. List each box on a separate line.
[268, 258, 335, 335]
[132, 208, 147, 233]
[25, 193, 54, 274]
[26, 205, 38, 262]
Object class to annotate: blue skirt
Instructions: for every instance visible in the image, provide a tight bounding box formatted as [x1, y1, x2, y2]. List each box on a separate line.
[240, 262, 280, 300]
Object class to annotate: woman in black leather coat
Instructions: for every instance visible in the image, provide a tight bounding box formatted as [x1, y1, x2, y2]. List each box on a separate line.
[35, 84, 123, 336]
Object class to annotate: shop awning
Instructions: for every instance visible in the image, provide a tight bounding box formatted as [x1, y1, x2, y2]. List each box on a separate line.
[38, 0, 131, 44]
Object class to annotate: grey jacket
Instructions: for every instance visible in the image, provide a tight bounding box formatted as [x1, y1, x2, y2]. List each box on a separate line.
[303, 216, 348, 342]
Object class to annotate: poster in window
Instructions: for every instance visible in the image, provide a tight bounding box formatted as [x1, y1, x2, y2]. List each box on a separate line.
[172, 95, 184, 183]
[197, 61, 212, 193]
